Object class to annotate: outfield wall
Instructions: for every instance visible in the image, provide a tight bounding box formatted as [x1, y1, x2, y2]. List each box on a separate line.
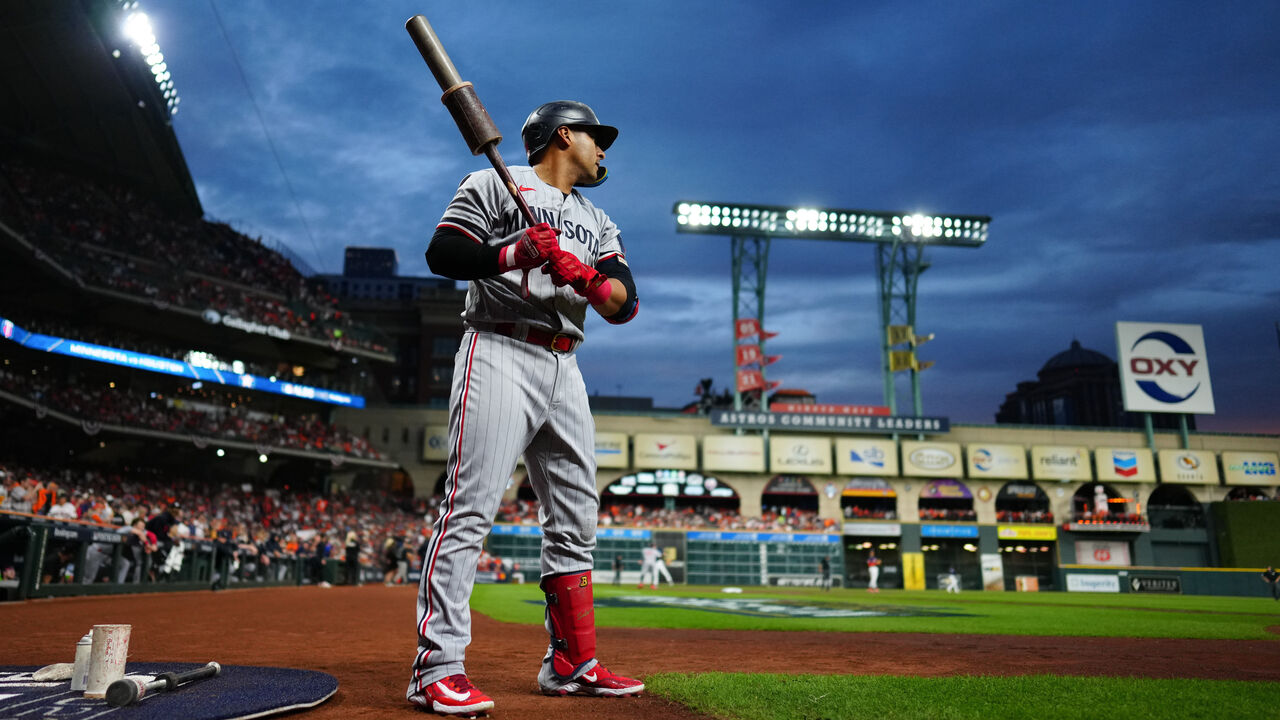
[482, 522, 1274, 598]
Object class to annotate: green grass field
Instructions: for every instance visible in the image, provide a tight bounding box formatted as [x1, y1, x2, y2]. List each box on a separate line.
[472, 583, 1280, 719]
[473, 583, 1280, 640]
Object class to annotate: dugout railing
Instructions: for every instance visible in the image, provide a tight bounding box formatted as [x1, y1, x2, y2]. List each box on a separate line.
[0, 511, 343, 601]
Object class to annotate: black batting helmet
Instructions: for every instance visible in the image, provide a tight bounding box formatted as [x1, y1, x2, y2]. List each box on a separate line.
[521, 100, 618, 187]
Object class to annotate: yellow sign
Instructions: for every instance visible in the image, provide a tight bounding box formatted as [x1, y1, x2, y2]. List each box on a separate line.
[769, 436, 833, 475]
[595, 432, 630, 469]
[997, 525, 1058, 541]
[1093, 447, 1155, 482]
[1030, 446, 1092, 481]
[888, 325, 913, 347]
[702, 435, 765, 473]
[902, 552, 925, 591]
[835, 438, 898, 476]
[1221, 451, 1277, 486]
[1156, 449, 1219, 485]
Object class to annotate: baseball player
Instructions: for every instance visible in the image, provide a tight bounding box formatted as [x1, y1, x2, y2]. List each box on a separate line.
[406, 100, 642, 716]
[637, 541, 659, 589]
[866, 549, 881, 592]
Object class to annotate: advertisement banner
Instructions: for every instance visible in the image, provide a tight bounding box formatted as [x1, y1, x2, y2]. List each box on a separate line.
[768, 436, 832, 475]
[1156, 450, 1220, 485]
[900, 441, 962, 477]
[711, 410, 948, 435]
[702, 435, 765, 473]
[772, 403, 891, 416]
[1116, 321, 1215, 414]
[835, 438, 899, 476]
[1066, 574, 1120, 593]
[1221, 451, 1279, 486]
[842, 522, 901, 537]
[921, 478, 972, 499]
[997, 525, 1058, 541]
[841, 477, 896, 498]
[1094, 447, 1155, 482]
[1030, 446, 1093, 481]
[422, 424, 450, 462]
[966, 444, 1028, 480]
[1129, 575, 1182, 594]
[633, 434, 698, 470]
[981, 553, 1005, 592]
[920, 524, 979, 539]
[595, 432, 629, 469]
[1075, 540, 1131, 567]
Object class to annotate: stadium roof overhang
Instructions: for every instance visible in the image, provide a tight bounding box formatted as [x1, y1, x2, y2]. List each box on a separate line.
[0, 0, 202, 218]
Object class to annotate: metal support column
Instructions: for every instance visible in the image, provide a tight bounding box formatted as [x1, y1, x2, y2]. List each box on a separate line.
[876, 241, 928, 415]
[731, 236, 771, 411]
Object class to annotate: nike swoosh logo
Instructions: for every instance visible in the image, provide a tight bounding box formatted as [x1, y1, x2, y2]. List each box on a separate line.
[583, 672, 597, 682]
[519, 186, 535, 192]
[433, 681, 471, 702]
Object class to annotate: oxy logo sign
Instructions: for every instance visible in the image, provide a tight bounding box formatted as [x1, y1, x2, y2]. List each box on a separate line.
[1116, 322, 1215, 414]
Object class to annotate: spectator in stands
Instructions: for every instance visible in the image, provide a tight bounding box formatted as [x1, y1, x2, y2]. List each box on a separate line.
[344, 527, 361, 586]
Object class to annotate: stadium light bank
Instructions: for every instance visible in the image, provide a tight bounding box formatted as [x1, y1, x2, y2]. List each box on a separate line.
[674, 202, 989, 247]
[118, 2, 180, 116]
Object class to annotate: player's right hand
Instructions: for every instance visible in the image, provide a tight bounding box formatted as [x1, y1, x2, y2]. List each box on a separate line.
[499, 223, 560, 271]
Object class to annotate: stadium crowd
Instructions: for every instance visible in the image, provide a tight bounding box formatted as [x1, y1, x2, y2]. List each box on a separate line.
[595, 502, 834, 532]
[0, 366, 382, 460]
[0, 462, 430, 586]
[995, 509, 1055, 524]
[0, 160, 387, 354]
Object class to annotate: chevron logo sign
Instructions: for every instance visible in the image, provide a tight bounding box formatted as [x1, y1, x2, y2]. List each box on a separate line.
[1112, 451, 1138, 477]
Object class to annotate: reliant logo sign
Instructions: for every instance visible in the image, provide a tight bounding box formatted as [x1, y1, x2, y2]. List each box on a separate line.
[1116, 322, 1215, 414]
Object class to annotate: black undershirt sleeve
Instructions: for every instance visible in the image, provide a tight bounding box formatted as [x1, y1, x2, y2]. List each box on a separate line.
[597, 255, 638, 324]
[425, 226, 501, 280]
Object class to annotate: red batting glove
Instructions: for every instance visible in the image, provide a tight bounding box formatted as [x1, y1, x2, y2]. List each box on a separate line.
[543, 249, 613, 305]
[498, 223, 559, 271]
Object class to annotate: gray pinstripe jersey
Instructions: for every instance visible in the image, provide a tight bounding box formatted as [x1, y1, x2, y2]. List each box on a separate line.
[437, 165, 628, 341]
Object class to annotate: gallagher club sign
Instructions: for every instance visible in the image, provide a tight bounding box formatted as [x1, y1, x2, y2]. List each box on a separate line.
[711, 410, 948, 435]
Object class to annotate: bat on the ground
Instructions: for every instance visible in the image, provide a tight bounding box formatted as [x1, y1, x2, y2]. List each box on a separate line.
[105, 661, 221, 707]
[405, 14, 539, 295]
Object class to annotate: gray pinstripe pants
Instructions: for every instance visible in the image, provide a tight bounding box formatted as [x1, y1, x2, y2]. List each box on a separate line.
[408, 330, 599, 695]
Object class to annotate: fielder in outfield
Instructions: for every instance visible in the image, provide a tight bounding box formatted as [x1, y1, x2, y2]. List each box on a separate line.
[406, 100, 642, 716]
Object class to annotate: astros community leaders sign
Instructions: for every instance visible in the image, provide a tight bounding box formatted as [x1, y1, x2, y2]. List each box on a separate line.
[711, 410, 948, 434]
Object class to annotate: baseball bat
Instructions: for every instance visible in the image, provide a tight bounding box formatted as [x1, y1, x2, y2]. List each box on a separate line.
[405, 14, 539, 295]
[104, 661, 221, 707]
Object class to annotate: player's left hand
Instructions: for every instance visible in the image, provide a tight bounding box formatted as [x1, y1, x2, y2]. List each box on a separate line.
[543, 249, 612, 305]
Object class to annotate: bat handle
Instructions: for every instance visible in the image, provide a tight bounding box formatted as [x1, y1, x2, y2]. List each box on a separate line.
[483, 145, 539, 299]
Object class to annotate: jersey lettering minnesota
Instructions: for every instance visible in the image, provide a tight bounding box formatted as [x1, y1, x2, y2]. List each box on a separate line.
[437, 166, 627, 341]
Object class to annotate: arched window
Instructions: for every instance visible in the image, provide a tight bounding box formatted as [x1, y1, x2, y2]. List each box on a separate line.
[994, 482, 1053, 524]
[918, 479, 975, 522]
[1147, 485, 1205, 529]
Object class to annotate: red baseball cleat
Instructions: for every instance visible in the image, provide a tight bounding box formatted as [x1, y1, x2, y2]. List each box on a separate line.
[413, 674, 494, 716]
[539, 649, 644, 697]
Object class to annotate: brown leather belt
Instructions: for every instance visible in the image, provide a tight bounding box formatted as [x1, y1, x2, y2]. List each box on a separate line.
[492, 323, 578, 353]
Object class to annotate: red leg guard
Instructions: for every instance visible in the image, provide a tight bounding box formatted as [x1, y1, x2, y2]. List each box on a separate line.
[541, 570, 597, 667]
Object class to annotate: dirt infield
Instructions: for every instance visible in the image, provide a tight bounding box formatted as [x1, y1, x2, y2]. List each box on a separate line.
[2, 586, 1277, 719]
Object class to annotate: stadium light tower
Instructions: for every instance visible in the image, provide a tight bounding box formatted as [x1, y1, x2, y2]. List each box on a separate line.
[673, 201, 991, 415]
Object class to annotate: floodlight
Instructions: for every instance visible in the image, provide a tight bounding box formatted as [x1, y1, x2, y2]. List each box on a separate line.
[673, 201, 990, 247]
